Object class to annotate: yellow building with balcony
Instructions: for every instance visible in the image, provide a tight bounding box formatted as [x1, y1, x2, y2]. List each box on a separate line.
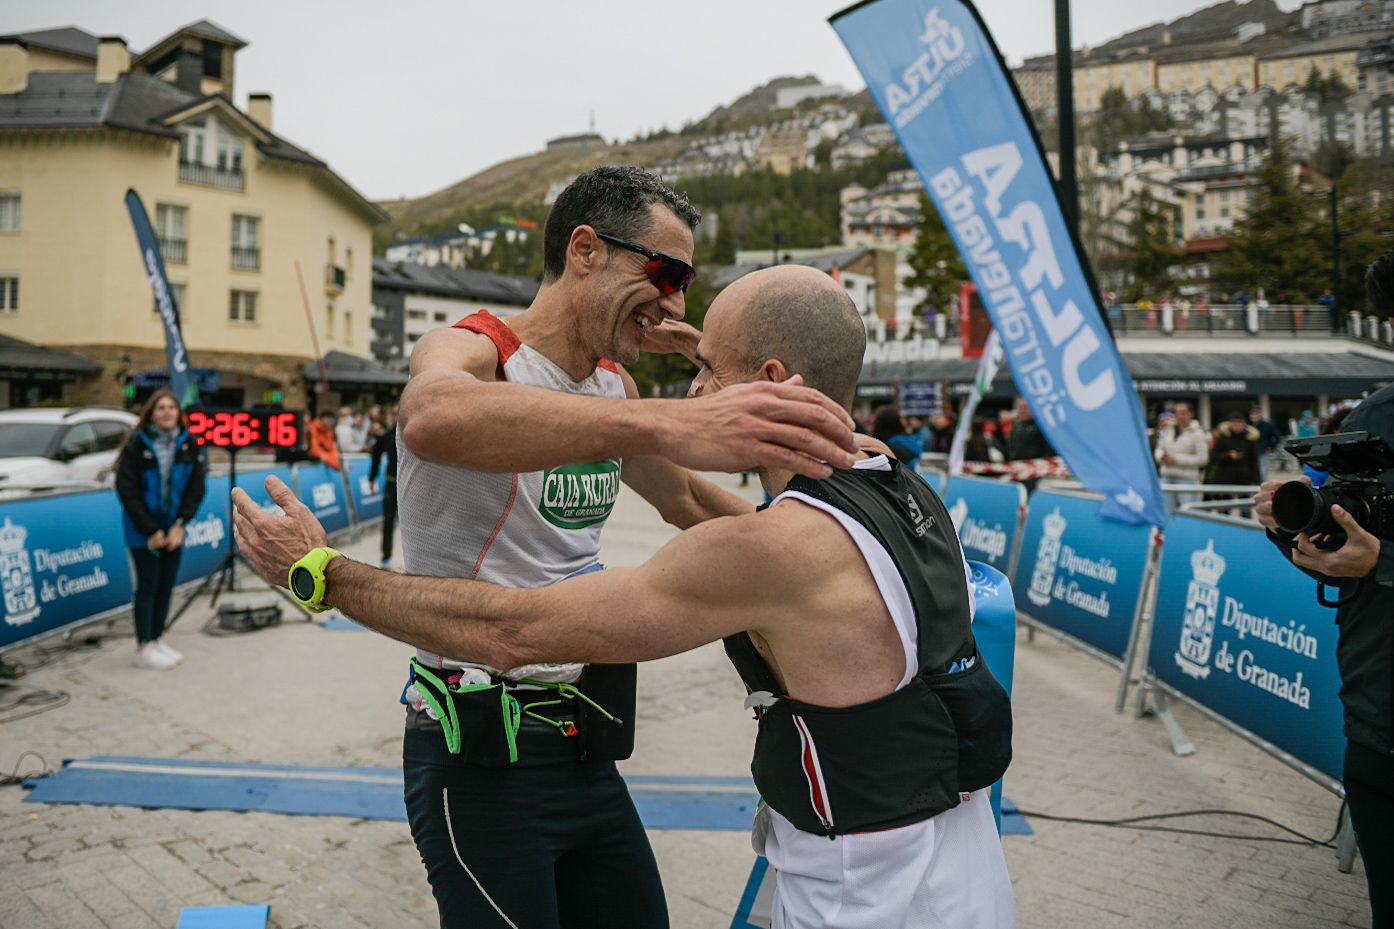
[0, 20, 386, 409]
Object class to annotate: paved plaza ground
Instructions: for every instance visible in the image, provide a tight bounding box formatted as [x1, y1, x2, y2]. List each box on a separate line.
[0, 472, 1373, 929]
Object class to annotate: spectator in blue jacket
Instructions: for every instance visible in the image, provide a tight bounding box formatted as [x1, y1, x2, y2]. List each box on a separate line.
[114, 388, 206, 670]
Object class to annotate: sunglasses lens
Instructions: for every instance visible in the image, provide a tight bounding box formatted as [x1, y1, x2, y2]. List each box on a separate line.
[645, 258, 694, 295]
[644, 258, 689, 295]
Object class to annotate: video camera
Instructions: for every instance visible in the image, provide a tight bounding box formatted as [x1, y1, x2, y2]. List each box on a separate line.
[1272, 431, 1394, 546]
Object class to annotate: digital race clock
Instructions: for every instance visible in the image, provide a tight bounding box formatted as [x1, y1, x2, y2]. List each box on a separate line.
[186, 409, 305, 449]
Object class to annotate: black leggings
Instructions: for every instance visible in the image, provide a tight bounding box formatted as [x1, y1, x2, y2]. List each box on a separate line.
[130, 546, 183, 644]
[402, 714, 668, 929]
[381, 484, 398, 562]
[1346, 741, 1394, 929]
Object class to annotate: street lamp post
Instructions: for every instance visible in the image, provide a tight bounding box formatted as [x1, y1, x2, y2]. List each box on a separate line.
[1330, 179, 1341, 333]
[1054, 0, 1079, 233]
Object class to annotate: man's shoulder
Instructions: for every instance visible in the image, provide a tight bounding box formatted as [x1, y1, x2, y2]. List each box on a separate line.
[409, 325, 502, 381]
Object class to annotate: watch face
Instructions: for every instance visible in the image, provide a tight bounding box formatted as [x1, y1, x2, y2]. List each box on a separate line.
[290, 566, 317, 601]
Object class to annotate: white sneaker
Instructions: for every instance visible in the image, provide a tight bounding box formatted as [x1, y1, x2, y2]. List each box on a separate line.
[133, 644, 176, 670]
[155, 639, 183, 664]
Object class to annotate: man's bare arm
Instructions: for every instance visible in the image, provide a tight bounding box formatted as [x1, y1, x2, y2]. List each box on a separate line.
[398, 327, 857, 479]
[614, 365, 754, 528]
[621, 457, 756, 528]
[320, 512, 794, 667]
[232, 476, 794, 667]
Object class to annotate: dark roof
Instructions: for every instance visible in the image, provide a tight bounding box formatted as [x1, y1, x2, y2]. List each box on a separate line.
[372, 258, 540, 306]
[132, 19, 247, 68]
[301, 350, 407, 387]
[860, 349, 1394, 396]
[8, 27, 99, 59]
[0, 71, 380, 219]
[0, 333, 102, 374]
[179, 19, 248, 48]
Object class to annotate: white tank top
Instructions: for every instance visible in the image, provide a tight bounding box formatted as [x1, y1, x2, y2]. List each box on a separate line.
[398, 310, 627, 693]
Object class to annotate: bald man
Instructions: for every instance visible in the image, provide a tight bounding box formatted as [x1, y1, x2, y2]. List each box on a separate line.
[234, 265, 1017, 929]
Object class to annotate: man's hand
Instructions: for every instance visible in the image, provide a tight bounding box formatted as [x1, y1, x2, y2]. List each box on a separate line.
[146, 530, 166, 551]
[1253, 476, 1305, 532]
[165, 523, 185, 551]
[231, 476, 330, 588]
[656, 376, 858, 478]
[642, 320, 700, 360]
[1292, 506, 1381, 578]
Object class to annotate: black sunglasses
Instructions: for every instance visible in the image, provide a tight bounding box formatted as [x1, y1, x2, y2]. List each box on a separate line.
[594, 231, 695, 295]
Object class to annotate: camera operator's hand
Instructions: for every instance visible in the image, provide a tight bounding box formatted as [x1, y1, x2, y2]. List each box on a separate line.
[1253, 476, 1306, 532]
[1292, 506, 1381, 578]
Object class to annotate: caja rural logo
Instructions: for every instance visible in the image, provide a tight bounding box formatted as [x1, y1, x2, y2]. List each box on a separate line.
[539, 460, 621, 530]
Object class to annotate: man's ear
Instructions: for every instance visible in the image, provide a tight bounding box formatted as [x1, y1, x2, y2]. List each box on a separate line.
[565, 225, 604, 280]
[759, 359, 791, 384]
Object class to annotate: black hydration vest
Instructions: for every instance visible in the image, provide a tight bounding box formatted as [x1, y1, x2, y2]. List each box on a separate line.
[723, 462, 1013, 836]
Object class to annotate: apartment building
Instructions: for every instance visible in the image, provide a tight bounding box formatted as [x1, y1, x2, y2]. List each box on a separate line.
[0, 20, 385, 409]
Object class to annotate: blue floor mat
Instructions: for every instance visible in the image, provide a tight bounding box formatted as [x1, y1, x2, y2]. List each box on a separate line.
[176, 904, 269, 929]
[25, 756, 1032, 834]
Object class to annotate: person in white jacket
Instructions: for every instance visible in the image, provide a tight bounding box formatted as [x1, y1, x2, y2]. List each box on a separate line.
[1154, 402, 1210, 511]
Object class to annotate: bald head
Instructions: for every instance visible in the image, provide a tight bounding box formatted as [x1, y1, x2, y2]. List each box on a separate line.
[709, 265, 866, 408]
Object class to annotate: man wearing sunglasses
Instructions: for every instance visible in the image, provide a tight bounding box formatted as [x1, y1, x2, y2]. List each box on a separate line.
[236, 262, 1015, 929]
[302, 166, 855, 929]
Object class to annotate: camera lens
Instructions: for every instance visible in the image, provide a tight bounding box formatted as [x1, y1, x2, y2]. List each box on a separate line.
[1272, 481, 1320, 534]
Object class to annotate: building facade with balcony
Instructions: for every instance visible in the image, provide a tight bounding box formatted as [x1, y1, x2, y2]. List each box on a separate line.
[0, 20, 385, 409]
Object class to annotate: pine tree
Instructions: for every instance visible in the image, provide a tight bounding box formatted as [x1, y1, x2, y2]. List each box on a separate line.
[903, 192, 968, 314]
[1123, 187, 1178, 300]
[1212, 136, 1328, 302]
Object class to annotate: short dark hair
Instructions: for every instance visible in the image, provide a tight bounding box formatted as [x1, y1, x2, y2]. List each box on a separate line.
[738, 273, 866, 408]
[542, 166, 700, 281]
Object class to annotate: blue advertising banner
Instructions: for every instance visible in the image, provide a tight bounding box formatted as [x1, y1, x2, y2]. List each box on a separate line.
[943, 475, 1024, 571]
[174, 475, 232, 586]
[234, 465, 295, 510]
[346, 456, 384, 523]
[1148, 517, 1345, 779]
[294, 463, 350, 535]
[1011, 490, 1153, 659]
[0, 491, 134, 649]
[125, 189, 197, 408]
[968, 561, 1016, 830]
[831, 0, 1166, 527]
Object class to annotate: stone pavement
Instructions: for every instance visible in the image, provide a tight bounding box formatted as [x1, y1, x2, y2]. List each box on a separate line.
[0, 472, 1374, 929]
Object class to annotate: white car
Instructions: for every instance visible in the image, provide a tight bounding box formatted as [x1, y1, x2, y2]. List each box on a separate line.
[0, 407, 140, 495]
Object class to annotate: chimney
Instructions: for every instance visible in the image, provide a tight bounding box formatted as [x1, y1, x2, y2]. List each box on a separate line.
[247, 92, 272, 130]
[873, 248, 898, 321]
[0, 38, 28, 95]
[175, 42, 203, 94]
[96, 36, 130, 84]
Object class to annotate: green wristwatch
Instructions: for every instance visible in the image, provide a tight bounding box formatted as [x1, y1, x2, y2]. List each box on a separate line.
[288, 547, 343, 613]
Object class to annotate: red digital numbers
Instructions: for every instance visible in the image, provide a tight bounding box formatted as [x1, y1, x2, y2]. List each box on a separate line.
[186, 409, 303, 449]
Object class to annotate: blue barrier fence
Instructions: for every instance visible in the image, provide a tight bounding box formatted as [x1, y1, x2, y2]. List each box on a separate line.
[1011, 489, 1154, 661]
[0, 456, 378, 653]
[1, 489, 134, 649]
[1147, 515, 1346, 781]
[942, 476, 1025, 574]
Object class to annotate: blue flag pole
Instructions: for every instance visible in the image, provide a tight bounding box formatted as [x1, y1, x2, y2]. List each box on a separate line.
[124, 189, 198, 409]
[831, 0, 1166, 526]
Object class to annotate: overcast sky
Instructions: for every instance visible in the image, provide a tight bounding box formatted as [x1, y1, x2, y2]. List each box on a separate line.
[15, 0, 1298, 201]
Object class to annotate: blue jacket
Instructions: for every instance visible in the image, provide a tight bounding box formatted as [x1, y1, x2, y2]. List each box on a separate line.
[114, 429, 207, 548]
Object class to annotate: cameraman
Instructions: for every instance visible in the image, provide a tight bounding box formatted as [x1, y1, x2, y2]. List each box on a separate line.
[1253, 254, 1394, 929]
